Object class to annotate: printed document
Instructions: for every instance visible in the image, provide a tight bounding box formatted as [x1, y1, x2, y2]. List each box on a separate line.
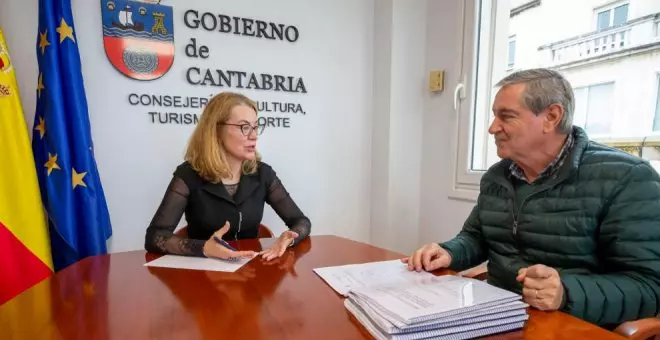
[313, 260, 435, 296]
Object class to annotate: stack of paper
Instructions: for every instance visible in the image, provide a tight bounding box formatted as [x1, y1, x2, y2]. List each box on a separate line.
[314, 261, 528, 340]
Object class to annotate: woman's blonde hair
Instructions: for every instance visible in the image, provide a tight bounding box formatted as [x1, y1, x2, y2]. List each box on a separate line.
[185, 92, 260, 183]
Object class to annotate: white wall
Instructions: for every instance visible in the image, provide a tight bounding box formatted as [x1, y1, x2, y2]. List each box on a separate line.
[1, 0, 375, 253]
[369, 0, 476, 254]
[419, 0, 476, 247]
[369, 0, 427, 254]
[630, 0, 660, 19]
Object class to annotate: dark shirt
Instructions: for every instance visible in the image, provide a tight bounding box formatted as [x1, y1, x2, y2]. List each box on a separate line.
[144, 161, 311, 256]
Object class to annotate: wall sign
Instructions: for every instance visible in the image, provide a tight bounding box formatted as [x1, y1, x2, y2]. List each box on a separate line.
[100, 0, 308, 128]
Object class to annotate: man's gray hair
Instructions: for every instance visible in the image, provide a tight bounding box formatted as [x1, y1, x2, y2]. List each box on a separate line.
[495, 68, 574, 134]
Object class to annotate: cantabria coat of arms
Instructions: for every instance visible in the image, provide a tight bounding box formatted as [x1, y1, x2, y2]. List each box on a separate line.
[101, 0, 174, 80]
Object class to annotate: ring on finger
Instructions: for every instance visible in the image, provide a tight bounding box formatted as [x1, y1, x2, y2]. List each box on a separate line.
[534, 289, 539, 299]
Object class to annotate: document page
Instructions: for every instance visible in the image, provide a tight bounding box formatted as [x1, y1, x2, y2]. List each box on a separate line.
[349, 275, 521, 324]
[313, 260, 435, 296]
[144, 254, 255, 272]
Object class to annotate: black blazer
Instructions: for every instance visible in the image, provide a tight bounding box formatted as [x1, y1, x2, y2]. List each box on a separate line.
[174, 161, 310, 242]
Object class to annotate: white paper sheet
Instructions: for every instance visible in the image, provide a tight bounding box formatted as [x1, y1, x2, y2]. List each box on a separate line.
[144, 254, 255, 272]
[313, 260, 436, 296]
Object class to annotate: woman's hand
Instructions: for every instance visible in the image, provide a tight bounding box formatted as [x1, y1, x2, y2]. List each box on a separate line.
[260, 230, 298, 261]
[203, 222, 257, 260]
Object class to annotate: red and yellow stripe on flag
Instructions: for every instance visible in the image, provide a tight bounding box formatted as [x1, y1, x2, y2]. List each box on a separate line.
[0, 28, 53, 305]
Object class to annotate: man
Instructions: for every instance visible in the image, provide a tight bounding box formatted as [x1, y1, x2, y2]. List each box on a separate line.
[405, 68, 660, 327]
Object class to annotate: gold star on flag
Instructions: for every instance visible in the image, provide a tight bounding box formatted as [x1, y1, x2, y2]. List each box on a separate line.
[45, 153, 61, 176]
[56, 18, 75, 44]
[72, 168, 87, 189]
[37, 73, 45, 98]
[38, 30, 50, 54]
[35, 117, 46, 139]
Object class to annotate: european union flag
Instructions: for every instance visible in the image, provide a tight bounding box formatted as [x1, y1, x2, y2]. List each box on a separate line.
[32, 0, 112, 271]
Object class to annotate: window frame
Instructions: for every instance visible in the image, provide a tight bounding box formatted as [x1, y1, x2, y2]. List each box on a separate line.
[507, 35, 516, 69]
[611, 3, 629, 26]
[654, 73, 660, 131]
[450, 0, 510, 201]
[573, 81, 616, 138]
[594, 1, 629, 30]
[596, 9, 612, 31]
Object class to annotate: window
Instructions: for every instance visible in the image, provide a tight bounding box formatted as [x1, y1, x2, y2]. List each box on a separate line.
[596, 3, 629, 30]
[452, 0, 511, 191]
[507, 37, 516, 68]
[613, 4, 629, 26]
[654, 76, 660, 131]
[452, 0, 660, 196]
[574, 83, 615, 136]
[597, 10, 611, 31]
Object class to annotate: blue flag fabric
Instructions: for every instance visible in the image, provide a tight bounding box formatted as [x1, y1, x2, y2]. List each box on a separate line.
[32, 0, 112, 271]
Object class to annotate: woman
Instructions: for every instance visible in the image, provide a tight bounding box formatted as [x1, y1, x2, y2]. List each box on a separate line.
[144, 92, 311, 260]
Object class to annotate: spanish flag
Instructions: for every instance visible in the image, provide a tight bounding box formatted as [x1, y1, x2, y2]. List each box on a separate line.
[0, 28, 53, 305]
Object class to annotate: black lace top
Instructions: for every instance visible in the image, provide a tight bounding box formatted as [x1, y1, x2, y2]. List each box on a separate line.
[144, 163, 311, 257]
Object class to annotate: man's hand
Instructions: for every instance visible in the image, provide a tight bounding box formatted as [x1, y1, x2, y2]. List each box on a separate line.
[260, 230, 298, 261]
[202, 222, 257, 260]
[517, 264, 564, 311]
[401, 243, 452, 272]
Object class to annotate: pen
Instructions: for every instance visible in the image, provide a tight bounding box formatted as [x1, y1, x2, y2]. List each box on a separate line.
[214, 236, 237, 251]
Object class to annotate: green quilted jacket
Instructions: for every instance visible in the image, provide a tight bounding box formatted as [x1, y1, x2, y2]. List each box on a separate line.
[441, 127, 660, 326]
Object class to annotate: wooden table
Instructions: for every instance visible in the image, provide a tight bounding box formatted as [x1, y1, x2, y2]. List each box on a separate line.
[0, 235, 624, 340]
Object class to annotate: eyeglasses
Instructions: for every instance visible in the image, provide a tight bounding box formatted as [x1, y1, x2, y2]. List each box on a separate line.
[221, 123, 265, 136]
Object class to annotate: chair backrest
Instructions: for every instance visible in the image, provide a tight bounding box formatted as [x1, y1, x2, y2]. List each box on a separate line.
[174, 224, 273, 239]
[257, 224, 274, 238]
[174, 225, 188, 238]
